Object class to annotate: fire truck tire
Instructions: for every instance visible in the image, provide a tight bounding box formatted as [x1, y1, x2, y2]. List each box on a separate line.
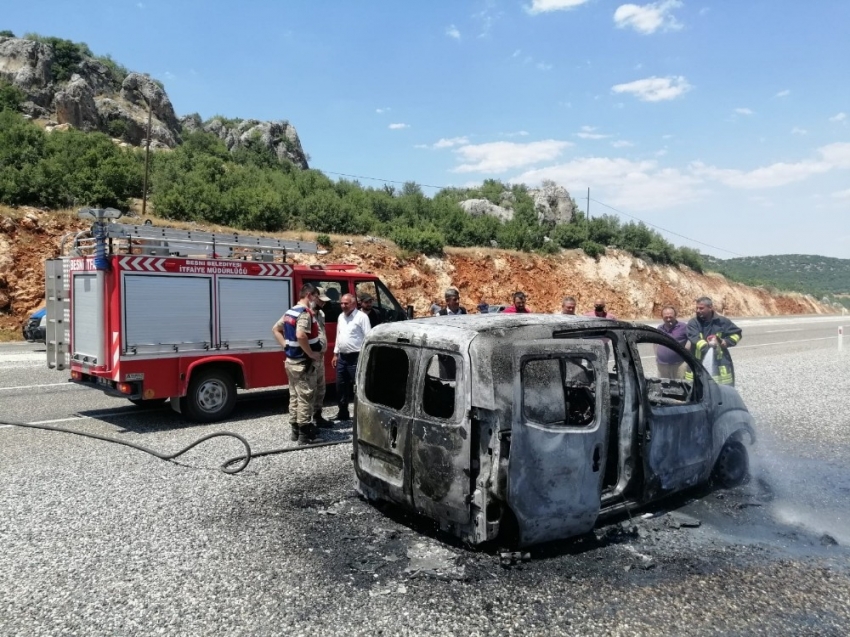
[128, 398, 168, 408]
[182, 368, 237, 422]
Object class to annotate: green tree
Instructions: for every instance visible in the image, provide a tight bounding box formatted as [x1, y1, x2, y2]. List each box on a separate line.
[0, 80, 24, 112]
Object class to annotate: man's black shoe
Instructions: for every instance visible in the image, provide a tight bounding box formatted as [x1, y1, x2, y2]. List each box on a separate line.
[289, 423, 300, 441]
[297, 424, 319, 445]
[314, 412, 333, 428]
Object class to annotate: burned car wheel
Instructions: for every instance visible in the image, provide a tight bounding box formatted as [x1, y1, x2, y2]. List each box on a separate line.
[712, 440, 749, 488]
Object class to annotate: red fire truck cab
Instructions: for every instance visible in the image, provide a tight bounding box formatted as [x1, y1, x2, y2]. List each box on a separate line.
[45, 218, 409, 422]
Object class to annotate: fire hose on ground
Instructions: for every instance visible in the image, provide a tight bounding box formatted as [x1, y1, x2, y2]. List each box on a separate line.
[0, 418, 352, 474]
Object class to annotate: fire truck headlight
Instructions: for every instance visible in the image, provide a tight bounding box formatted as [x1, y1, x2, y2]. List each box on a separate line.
[117, 383, 134, 394]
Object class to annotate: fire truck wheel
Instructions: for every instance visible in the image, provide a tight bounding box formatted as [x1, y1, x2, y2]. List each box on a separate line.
[128, 398, 168, 408]
[182, 368, 237, 422]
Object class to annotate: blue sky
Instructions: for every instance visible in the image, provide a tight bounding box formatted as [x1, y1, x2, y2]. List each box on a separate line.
[5, 1, 850, 258]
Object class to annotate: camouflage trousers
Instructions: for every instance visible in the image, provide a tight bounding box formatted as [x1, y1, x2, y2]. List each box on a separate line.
[314, 353, 326, 413]
[285, 357, 318, 425]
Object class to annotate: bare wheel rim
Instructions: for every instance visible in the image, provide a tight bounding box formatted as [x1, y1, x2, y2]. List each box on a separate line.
[196, 379, 228, 413]
[717, 442, 747, 485]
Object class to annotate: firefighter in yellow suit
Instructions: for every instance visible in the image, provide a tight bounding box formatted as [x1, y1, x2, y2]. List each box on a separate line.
[685, 296, 742, 386]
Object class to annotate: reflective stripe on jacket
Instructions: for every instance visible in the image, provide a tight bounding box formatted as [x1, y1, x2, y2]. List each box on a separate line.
[685, 314, 742, 385]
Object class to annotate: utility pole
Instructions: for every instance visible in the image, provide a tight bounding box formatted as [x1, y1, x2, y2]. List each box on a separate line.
[586, 187, 590, 221]
[141, 99, 152, 218]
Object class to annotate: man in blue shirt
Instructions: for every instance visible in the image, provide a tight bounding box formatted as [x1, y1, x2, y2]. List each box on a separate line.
[655, 305, 688, 379]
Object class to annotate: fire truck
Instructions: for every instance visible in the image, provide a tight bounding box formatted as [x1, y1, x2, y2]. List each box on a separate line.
[45, 209, 410, 422]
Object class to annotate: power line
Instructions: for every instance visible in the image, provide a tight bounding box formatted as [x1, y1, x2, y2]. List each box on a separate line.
[589, 198, 746, 257]
[321, 168, 746, 257]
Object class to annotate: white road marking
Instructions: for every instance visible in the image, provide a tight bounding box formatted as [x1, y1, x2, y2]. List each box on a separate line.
[0, 382, 71, 391]
[0, 352, 45, 363]
[736, 336, 836, 350]
[27, 416, 89, 425]
[764, 328, 805, 334]
[639, 335, 838, 361]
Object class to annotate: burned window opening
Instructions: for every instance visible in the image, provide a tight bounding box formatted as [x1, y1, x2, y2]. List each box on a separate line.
[632, 335, 701, 407]
[364, 346, 410, 410]
[422, 354, 458, 420]
[522, 357, 596, 428]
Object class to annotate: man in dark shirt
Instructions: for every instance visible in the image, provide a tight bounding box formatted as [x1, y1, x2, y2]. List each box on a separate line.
[358, 293, 382, 328]
[655, 305, 688, 379]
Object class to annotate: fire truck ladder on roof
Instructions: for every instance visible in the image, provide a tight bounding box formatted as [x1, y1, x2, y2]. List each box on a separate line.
[73, 223, 318, 262]
[45, 258, 71, 370]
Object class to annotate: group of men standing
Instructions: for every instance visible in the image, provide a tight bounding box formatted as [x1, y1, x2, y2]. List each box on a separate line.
[272, 283, 371, 445]
[275, 284, 742, 444]
[433, 287, 742, 386]
[561, 294, 741, 385]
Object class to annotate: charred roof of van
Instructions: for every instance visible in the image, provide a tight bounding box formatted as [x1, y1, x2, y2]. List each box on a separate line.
[370, 313, 644, 339]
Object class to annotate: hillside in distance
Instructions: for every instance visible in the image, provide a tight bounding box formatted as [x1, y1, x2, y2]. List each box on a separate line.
[704, 254, 850, 298]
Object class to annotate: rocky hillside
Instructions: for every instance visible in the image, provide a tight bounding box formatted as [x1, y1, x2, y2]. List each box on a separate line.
[0, 208, 830, 339]
[0, 34, 308, 167]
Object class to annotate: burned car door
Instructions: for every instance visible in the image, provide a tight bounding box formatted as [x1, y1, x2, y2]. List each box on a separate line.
[631, 333, 712, 497]
[509, 339, 610, 546]
[354, 343, 420, 508]
[409, 350, 470, 527]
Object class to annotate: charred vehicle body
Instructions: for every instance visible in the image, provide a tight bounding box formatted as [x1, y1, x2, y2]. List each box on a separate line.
[353, 314, 755, 547]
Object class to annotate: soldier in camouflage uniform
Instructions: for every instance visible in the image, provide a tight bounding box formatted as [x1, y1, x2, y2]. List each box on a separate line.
[272, 283, 322, 444]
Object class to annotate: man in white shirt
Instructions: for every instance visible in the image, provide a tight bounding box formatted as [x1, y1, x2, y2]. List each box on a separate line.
[332, 293, 372, 421]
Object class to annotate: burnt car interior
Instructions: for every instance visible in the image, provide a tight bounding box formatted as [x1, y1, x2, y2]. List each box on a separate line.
[364, 345, 410, 410]
[423, 354, 458, 420]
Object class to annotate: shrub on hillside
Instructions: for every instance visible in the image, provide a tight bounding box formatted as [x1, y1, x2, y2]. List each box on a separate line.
[391, 226, 445, 255]
[581, 240, 605, 259]
[0, 80, 24, 112]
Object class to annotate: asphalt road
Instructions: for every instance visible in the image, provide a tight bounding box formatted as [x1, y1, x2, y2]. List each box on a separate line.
[1, 315, 849, 636]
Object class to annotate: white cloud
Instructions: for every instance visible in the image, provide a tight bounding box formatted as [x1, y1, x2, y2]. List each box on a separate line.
[655, 148, 668, 157]
[388, 123, 409, 130]
[791, 127, 807, 135]
[734, 108, 754, 116]
[611, 75, 692, 102]
[613, 1, 683, 34]
[689, 143, 850, 189]
[446, 24, 461, 39]
[451, 140, 573, 173]
[829, 112, 847, 123]
[831, 188, 850, 199]
[819, 142, 850, 168]
[775, 89, 791, 98]
[413, 144, 430, 149]
[662, 134, 673, 140]
[513, 156, 704, 210]
[576, 126, 610, 140]
[376, 107, 391, 114]
[526, 0, 591, 15]
[512, 49, 522, 58]
[136, 2, 145, 8]
[611, 140, 634, 148]
[163, 71, 175, 80]
[432, 136, 469, 149]
[503, 130, 530, 137]
[536, 62, 553, 71]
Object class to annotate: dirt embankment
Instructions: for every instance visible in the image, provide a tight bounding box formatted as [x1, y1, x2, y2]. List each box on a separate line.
[0, 209, 831, 337]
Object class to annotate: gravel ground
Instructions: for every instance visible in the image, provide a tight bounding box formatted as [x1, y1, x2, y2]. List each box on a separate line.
[1, 344, 849, 636]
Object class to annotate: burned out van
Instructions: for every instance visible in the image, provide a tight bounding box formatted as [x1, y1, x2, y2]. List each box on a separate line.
[353, 314, 755, 547]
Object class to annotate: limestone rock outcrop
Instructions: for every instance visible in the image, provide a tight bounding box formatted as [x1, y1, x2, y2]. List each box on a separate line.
[0, 34, 307, 165]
